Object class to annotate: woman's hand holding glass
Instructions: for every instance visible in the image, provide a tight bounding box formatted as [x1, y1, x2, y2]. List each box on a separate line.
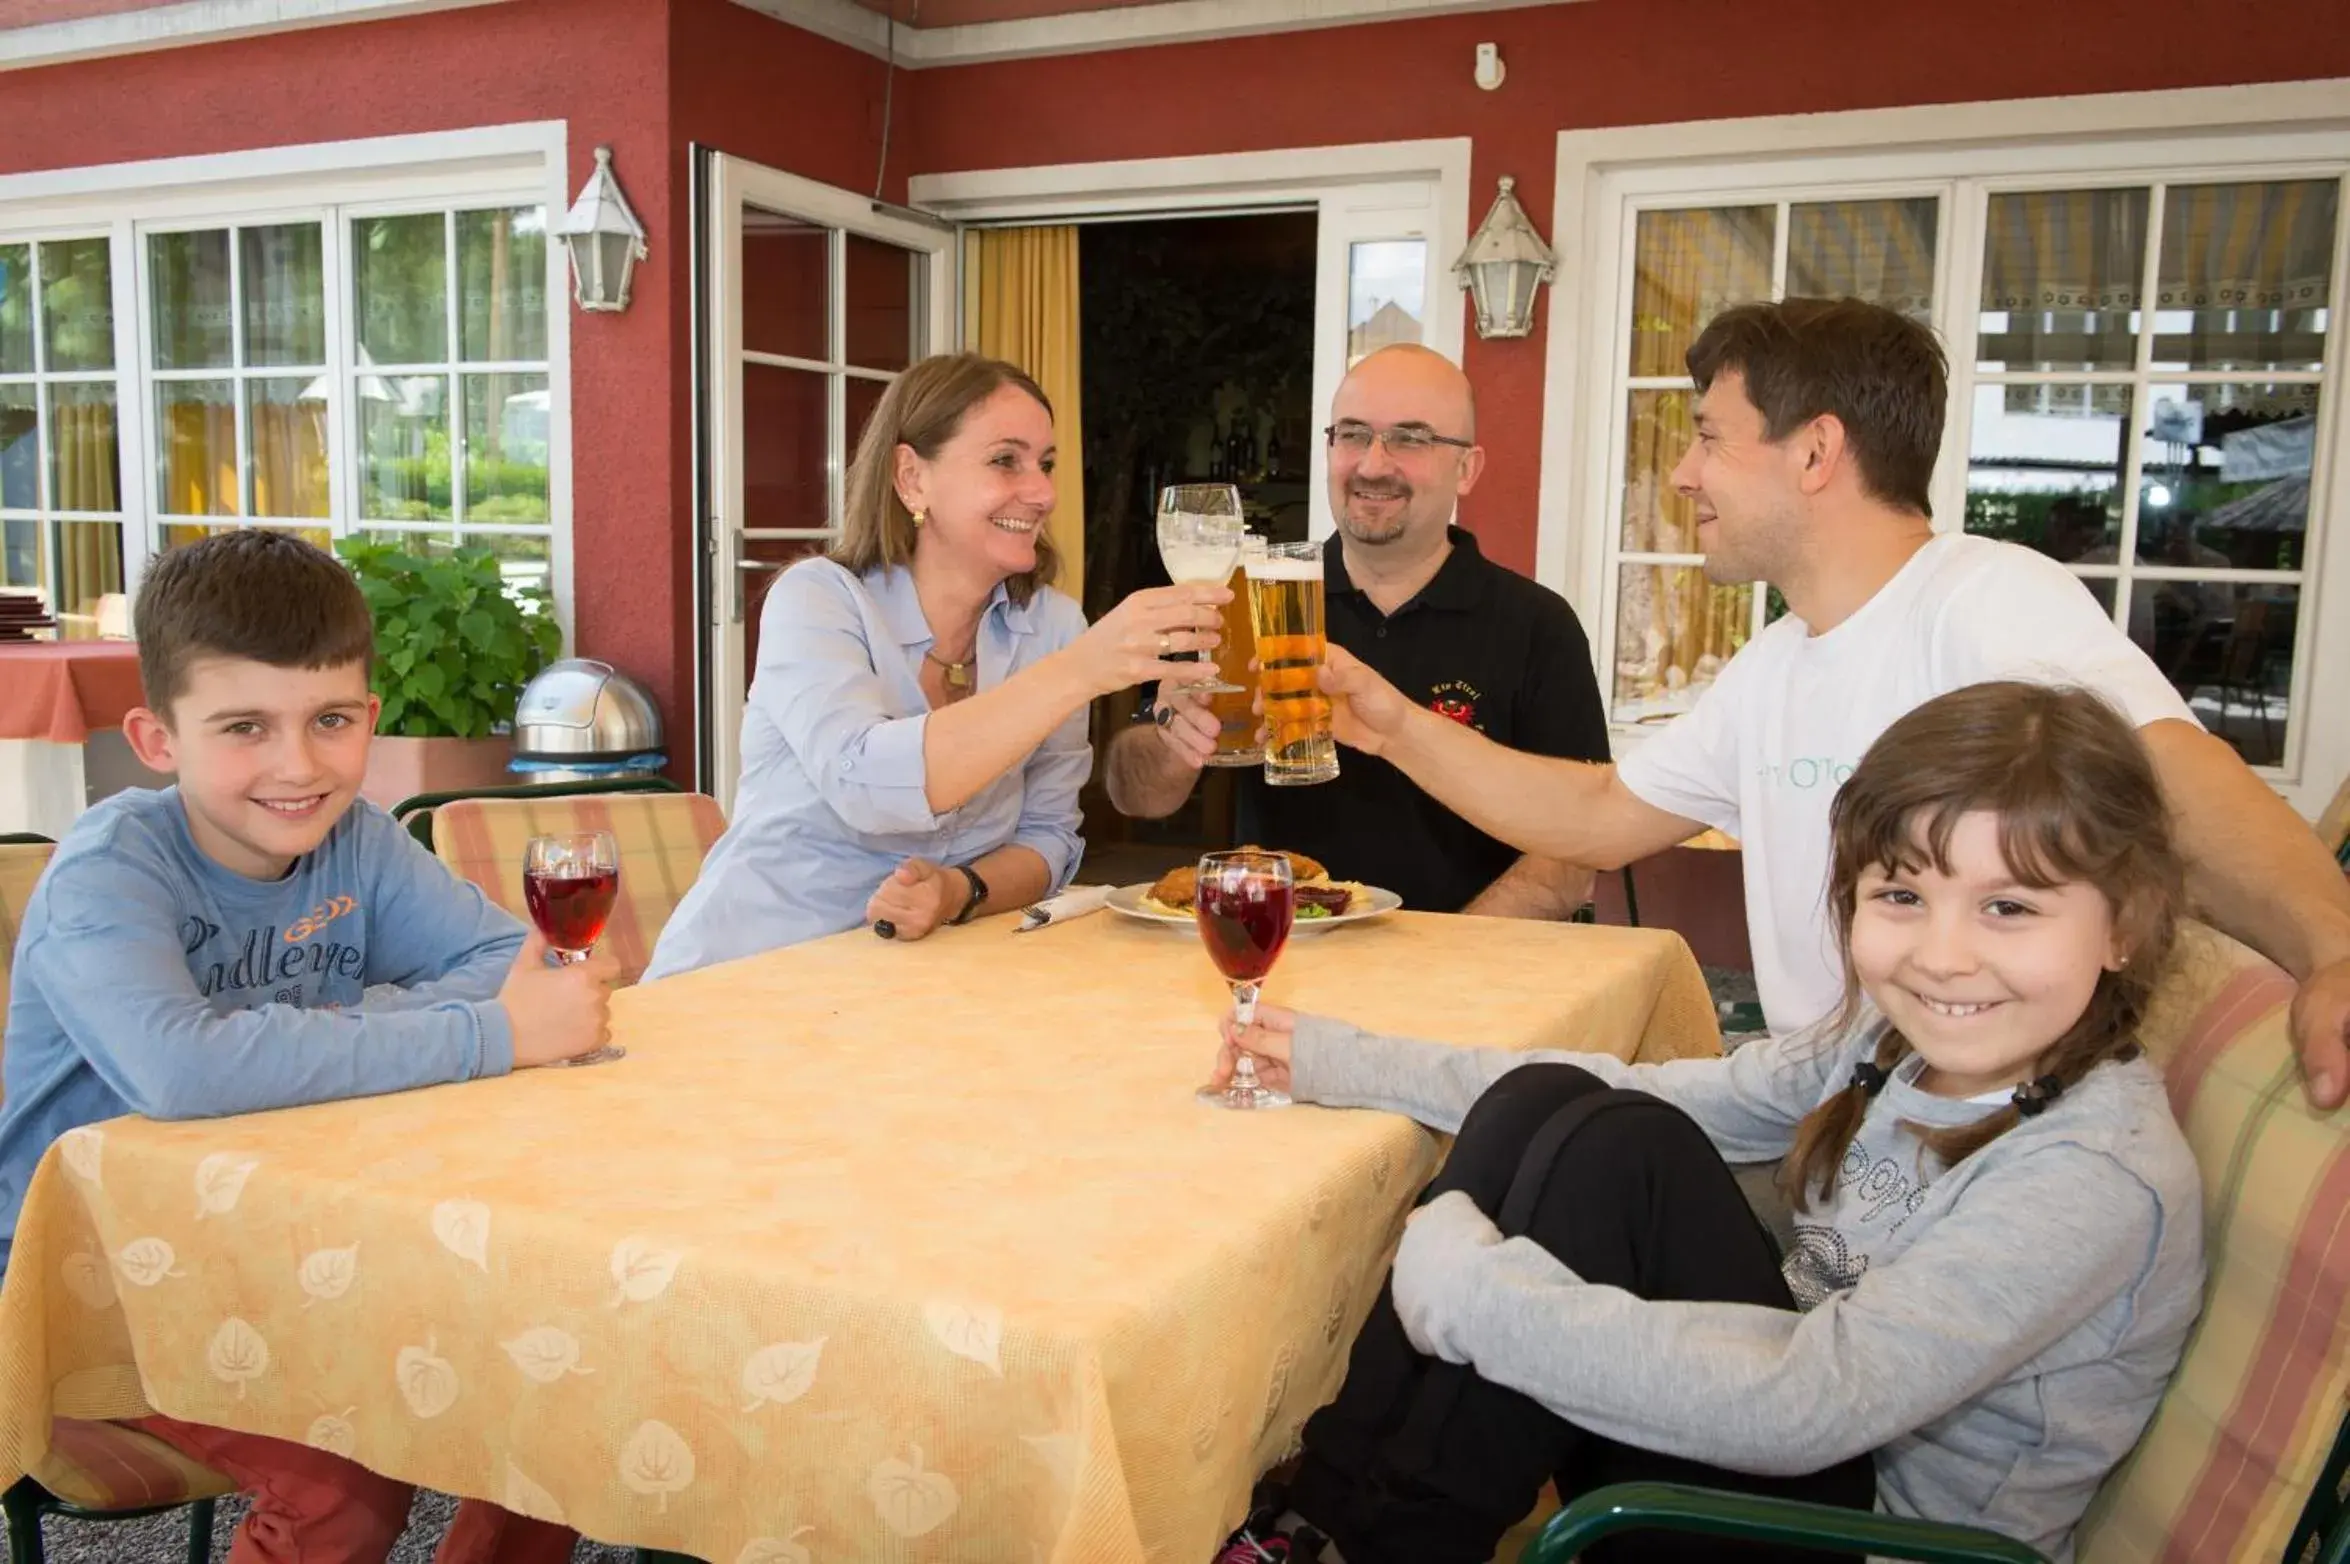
[1069, 583, 1229, 697]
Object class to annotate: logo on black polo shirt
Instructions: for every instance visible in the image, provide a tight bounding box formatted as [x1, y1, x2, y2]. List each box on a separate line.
[1428, 680, 1483, 730]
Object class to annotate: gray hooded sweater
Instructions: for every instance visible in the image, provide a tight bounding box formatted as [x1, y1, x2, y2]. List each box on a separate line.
[1288, 1012, 2204, 1563]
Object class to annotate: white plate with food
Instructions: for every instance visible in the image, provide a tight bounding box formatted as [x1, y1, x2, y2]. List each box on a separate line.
[1105, 850, 1402, 931]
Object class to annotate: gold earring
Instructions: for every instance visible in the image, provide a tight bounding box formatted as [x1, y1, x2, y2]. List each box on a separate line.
[911, 508, 927, 528]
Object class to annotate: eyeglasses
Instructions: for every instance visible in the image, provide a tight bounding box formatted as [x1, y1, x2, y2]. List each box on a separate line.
[1324, 422, 1474, 457]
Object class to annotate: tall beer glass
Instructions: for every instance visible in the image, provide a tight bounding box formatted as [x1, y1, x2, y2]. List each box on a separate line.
[1247, 542, 1340, 787]
[1205, 535, 1266, 767]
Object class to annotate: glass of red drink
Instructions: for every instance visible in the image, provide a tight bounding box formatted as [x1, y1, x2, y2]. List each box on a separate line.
[522, 830, 625, 1067]
[1193, 848, 1295, 1110]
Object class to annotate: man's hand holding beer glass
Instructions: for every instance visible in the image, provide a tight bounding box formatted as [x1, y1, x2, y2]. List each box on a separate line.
[1311, 643, 1415, 757]
[1148, 683, 1223, 768]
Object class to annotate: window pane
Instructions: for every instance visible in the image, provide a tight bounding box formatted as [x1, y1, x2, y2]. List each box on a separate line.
[53, 519, 122, 622]
[844, 234, 917, 373]
[246, 378, 329, 520]
[475, 530, 552, 602]
[1621, 389, 1700, 552]
[357, 373, 451, 521]
[2154, 180, 2337, 372]
[458, 207, 548, 363]
[2149, 582, 2296, 767]
[846, 375, 887, 461]
[38, 238, 114, 373]
[149, 230, 232, 371]
[3, 519, 40, 592]
[240, 224, 326, 368]
[155, 380, 233, 516]
[358, 527, 454, 559]
[353, 214, 449, 366]
[463, 372, 550, 522]
[50, 383, 119, 513]
[2135, 382, 2317, 570]
[743, 363, 829, 530]
[1629, 207, 1773, 378]
[1613, 564, 1751, 723]
[742, 209, 828, 361]
[1, 384, 34, 508]
[1977, 189, 2147, 371]
[0, 244, 31, 374]
[1787, 198, 1938, 319]
[1347, 240, 1425, 367]
[1963, 383, 2130, 560]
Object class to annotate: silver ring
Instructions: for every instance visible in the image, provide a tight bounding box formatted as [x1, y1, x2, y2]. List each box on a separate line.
[1154, 704, 1176, 728]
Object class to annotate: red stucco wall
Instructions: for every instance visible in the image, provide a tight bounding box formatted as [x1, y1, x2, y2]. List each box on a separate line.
[0, 0, 687, 744]
[904, 0, 2350, 578]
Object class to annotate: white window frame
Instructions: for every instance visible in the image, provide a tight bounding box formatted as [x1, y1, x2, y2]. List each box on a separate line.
[912, 138, 1472, 539]
[0, 227, 130, 620]
[0, 122, 574, 634]
[1539, 81, 2350, 817]
[702, 154, 960, 809]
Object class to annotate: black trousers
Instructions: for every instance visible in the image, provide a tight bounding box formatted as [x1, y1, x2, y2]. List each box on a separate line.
[1286, 1063, 1878, 1564]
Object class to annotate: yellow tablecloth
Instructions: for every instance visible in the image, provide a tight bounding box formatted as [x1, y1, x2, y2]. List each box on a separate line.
[0, 910, 1718, 1561]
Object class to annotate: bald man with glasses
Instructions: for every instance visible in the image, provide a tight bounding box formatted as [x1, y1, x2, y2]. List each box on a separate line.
[1107, 344, 1609, 918]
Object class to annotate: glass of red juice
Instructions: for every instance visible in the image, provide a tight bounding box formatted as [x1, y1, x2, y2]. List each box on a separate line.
[1194, 848, 1295, 1110]
[522, 830, 625, 1067]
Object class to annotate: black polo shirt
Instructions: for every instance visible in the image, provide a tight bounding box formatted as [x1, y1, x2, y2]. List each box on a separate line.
[1229, 527, 1610, 913]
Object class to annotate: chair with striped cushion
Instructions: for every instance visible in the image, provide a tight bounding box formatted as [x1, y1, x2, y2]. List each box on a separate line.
[1521, 920, 2350, 1564]
[3, 1418, 232, 1564]
[0, 837, 55, 1023]
[2, 838, 231, 1564]
[430, 792, 727, 985]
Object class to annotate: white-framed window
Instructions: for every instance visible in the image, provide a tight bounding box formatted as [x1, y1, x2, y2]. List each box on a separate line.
[1546, 86, 2350, 813]
[0, 233, 126, 630]
[0, 124, 571, 629]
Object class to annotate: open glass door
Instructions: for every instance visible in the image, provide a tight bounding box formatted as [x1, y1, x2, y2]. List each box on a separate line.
[700, 154, 955, 809]
[1306, 180, 1461, 539]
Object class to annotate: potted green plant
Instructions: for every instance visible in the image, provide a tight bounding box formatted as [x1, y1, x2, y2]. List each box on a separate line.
[336, 538, 564, 808]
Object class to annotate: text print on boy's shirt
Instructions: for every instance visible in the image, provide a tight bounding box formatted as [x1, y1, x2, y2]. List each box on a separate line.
[0, 788, 527, 1265]
[191, 894, 369, 1006]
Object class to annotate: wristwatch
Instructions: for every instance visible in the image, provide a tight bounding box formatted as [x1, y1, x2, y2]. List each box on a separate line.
[949, 863, 990, 926]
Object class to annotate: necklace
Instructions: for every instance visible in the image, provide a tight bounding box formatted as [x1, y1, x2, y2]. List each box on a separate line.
[925, 646, 976, 690]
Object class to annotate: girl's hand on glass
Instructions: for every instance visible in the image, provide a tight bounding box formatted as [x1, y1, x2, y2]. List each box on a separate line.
[1212, 1002, 1297, 1094]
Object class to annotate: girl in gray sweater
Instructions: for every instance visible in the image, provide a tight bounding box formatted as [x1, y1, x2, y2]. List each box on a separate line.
[1209, 682, 2204, 1564]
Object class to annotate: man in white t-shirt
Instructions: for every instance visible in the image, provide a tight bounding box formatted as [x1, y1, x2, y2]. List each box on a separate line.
[1318, 297, 2350, 1110]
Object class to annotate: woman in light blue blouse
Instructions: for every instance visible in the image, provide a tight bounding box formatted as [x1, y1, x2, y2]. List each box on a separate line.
[647, 355, 1226, 979]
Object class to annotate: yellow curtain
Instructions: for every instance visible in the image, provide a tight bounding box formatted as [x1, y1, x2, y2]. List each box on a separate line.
[964, 227, 1084, 604]
[52, 397, 122, 620]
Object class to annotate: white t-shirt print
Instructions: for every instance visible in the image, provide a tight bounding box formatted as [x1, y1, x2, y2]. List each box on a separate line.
[1617, 534, 2195, 1038]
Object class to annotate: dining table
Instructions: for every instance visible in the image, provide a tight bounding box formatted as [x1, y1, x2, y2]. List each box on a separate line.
[0, 904, 1720, 1562]
[0, 640, 147, 839]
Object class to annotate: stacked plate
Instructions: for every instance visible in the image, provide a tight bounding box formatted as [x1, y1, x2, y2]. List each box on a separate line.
[0, 591, 56, 642]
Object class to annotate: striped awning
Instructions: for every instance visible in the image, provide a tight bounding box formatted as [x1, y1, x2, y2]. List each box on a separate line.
[1982, 180, 2338, 313]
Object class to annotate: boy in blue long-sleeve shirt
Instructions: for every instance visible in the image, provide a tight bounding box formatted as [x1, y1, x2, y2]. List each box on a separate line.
[0, 529, 613, 1564]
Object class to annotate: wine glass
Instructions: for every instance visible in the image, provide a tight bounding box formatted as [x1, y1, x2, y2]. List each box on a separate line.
[1157, 485, 1247, 695]
[1194, 849, 1295, 1110]
[522, 831, 626, 1067]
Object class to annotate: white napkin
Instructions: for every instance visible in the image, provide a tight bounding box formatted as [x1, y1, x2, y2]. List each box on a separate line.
[1017, 884, 1114, 932]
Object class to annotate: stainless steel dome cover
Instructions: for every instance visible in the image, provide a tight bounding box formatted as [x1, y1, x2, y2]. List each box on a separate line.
[513, 658, 662, 759]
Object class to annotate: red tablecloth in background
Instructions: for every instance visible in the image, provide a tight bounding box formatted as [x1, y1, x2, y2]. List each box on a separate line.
[0, 643, 143, 743]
